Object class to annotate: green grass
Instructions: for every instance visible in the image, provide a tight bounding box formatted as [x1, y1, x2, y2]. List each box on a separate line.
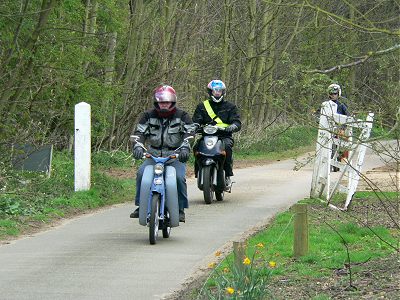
[0, 151, 134, 239]
[0, 219, 19, 237]
[199, 195, 398, 298]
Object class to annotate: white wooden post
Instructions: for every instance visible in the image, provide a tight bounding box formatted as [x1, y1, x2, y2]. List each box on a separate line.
[310, 101, 336, 198]
[311, 100, 374, 210]
[74, 102, 91, 191]
[343, 113, 374, 208]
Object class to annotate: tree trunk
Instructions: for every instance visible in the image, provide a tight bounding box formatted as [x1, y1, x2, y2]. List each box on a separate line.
[243, 0, 256, 125]
[252, 4, 271, 125]
[221, 0, 232, 82]
[0, 0, 59, 117]
[159, 0, 177, 80]
[348, 2, 357, 100]
[105, 32, 117, 85]
[103, 32, 117, 150]
[83, 0, 98, 72]
[0, 0, 30, 75]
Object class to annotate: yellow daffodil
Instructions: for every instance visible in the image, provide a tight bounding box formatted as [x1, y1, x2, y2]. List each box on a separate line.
[268, 261, 277, 268]
[256, 242, 264, 248]
[215, 250, 221, 257]
[243, 257, 251, 265]
[223, 267, 230, 273]
[208, 262, 216, 268]
[226, 287, 235, 295]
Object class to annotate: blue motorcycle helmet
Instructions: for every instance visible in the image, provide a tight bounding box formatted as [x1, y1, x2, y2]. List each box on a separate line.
[207, 80, 226, 103]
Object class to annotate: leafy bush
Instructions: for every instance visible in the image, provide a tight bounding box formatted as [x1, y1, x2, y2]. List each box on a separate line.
[92, 150, 133, 168]
[236, 125, 317, 156]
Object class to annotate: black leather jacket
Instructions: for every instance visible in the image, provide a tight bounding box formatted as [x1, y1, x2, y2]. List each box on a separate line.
[132, 108, 193, 157]
[192, 99, 242, 138]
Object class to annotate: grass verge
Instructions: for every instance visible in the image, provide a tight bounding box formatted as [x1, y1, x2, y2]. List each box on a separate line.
[0, 151, 134, 240]
[194, 195, 399, 299]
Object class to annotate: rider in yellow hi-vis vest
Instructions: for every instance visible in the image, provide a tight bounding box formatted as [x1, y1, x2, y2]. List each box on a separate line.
[192, 80, 242, 186]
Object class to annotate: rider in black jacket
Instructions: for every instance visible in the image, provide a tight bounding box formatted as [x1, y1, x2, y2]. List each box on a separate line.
[192, 80, 241, 186]
[130, 85, 193, 222]
[327, 83, 349, 116]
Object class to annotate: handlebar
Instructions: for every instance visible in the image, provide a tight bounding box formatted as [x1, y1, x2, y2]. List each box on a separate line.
[195, 124, 226, 135]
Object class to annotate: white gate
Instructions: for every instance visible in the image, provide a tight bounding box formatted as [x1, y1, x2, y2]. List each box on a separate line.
[310, 100, 374, 210]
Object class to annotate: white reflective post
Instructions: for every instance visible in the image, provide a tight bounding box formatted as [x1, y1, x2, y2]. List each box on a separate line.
[74, 102, 91, 191]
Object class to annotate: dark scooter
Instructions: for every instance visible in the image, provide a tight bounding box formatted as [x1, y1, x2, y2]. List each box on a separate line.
[194, 125, 233, 204]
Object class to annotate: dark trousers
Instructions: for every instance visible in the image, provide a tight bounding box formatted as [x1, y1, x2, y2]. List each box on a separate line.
[223, 137, 234, 177]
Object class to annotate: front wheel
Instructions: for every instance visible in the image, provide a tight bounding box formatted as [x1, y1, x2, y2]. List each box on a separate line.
[162, 210, 171, 238]
[149, 194, 160, 245]
[203, 166, 214, 204]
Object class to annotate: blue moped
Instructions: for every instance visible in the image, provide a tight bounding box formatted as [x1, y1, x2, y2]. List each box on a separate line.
[131, 136, 191, 244]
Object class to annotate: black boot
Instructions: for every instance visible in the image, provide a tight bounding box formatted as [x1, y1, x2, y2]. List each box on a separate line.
[130, 207, 139, 218]
[225, 177, 232, 191]
[179, 209, 185, 222]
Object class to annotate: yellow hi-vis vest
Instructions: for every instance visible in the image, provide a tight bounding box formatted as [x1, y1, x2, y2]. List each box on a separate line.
[203, 100, 229, 128]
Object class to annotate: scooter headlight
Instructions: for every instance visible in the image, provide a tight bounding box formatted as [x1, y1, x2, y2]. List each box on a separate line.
[205, 136, 218, 150]
[154, 163, 164, 175]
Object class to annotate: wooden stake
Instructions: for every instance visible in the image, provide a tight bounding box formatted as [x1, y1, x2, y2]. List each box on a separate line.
[293, 203, 309, 258]
[233, 241, 247, 272]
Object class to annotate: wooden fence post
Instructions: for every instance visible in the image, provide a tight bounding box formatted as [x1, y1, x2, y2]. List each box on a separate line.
[293, 203, 309, 258]
[233, 241, 247, 272]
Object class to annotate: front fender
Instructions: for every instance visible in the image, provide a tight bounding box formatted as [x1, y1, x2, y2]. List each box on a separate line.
[165, 166, 179, 227]
[204, 158, 216, 166]
[139, 165, 154, 226]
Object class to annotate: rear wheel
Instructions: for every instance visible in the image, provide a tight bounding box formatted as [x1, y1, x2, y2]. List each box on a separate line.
[203, 166, 214, 204]
[149, 194, 160, 245]
[162, 210, 171, 238]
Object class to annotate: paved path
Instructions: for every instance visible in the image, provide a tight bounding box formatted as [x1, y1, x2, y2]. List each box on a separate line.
[0, 148, 388, 300]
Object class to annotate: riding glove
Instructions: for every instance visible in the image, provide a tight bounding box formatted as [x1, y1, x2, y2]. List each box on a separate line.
[178, 147, 190, 163]
[225, 123, 238, 133]
[133, 145, 144, 160]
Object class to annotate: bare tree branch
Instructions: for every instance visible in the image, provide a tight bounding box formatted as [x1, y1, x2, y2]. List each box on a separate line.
[303, 0, 400, 36]
[305, 44, 400, 74]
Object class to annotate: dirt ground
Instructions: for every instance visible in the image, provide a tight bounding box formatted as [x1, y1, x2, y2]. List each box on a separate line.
[357, 162, 400, 192]
[269, 253, 399, 299]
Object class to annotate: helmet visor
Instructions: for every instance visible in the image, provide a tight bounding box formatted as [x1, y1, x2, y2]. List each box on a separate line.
[154, 91, 177, 103]
[328, 86, 339, 94]
[211, 88, 223, 97]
